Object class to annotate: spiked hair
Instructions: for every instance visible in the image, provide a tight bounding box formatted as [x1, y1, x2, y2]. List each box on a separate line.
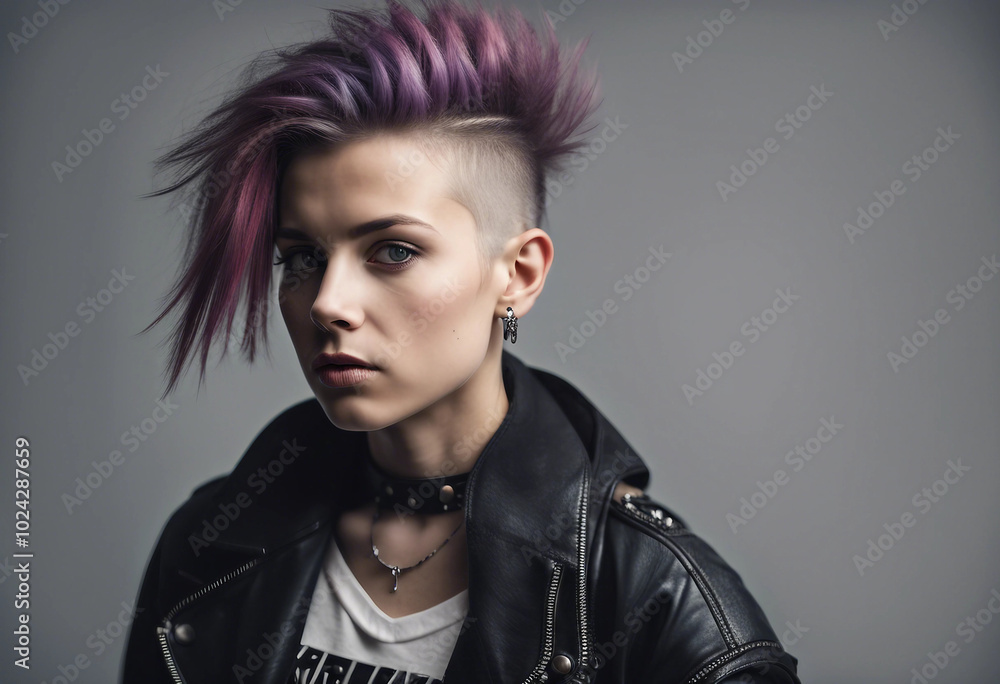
[141, 0, 603, 397]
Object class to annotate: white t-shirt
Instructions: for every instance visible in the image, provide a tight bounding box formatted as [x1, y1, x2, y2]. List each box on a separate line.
[290, 531, 469, 683]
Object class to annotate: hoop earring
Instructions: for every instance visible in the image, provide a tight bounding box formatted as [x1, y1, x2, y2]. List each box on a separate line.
[501, 307, 518, 344]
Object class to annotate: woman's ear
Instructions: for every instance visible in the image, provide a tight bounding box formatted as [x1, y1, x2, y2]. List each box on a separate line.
[498, 227, 554, 318]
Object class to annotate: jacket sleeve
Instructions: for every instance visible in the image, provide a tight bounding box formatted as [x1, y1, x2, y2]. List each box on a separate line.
[627, 557, 802, 684]
[609, 494, 801, 684]
[119, 525, 176, 683]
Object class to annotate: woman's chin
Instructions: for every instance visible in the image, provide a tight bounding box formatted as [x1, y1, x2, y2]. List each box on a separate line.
[313, 394, 400, 433]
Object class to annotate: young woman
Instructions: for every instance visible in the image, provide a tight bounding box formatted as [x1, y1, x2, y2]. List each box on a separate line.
[121, 1, 801, 682]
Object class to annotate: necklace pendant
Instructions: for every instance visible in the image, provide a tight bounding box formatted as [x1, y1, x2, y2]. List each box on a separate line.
[391, 566, 400, 593]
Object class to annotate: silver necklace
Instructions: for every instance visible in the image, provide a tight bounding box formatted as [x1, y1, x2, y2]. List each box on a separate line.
[370, 507, 465, 592]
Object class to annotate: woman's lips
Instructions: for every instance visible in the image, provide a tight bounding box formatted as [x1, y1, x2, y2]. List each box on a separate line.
[315, 364, 378, 388]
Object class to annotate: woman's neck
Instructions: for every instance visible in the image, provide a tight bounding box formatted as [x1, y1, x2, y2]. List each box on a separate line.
[366, 362, 510, 480]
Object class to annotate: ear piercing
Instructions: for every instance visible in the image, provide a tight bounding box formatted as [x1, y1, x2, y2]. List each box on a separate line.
[501, 307, 518, 344]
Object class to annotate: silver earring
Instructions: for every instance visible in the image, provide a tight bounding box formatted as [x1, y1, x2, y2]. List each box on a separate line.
[502, 307, 518, 344]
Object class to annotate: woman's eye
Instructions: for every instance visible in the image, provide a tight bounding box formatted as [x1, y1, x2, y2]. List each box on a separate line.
[274, 248, 323, 274]
[370, 243, 418, 269]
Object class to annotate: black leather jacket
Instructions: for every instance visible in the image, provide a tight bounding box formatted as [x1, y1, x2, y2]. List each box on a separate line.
[121, 350, 801, 683]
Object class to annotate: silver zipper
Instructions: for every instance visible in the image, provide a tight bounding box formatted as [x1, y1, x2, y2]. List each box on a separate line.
[575, 469, 593, 676]
[520, 468, 596, 684]
[520, 562, 564, 684]
[156, 555, 263, 684]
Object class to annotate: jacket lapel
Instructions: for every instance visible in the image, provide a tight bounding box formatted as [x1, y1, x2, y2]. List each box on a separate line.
[442, 351, 595, 682]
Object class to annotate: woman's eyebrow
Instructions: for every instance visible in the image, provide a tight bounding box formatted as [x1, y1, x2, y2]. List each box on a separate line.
[275, 214, 439, 241]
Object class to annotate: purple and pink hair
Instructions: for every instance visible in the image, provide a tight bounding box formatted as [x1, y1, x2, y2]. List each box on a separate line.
[141, 0, 603, 398]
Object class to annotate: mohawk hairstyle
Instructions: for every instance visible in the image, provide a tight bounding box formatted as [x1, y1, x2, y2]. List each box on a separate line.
[141, 0, 603, 398]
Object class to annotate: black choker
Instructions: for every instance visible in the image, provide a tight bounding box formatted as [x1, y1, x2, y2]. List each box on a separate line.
[363, 456, 469, 515]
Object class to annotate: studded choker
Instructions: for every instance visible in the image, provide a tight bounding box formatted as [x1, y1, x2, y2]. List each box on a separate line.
[363, 456, 469, 515]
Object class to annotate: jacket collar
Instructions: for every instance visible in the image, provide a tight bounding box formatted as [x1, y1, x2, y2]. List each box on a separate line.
[198, 350, 651, 681]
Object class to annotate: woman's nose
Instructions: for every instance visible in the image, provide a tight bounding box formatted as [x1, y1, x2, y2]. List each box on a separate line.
[308, 255, 364, 333]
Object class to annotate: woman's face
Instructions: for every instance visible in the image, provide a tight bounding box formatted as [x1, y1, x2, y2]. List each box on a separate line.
[276, 134, 510, 431]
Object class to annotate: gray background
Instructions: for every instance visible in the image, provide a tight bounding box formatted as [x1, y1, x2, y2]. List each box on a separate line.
[2, 0, 999, 681]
